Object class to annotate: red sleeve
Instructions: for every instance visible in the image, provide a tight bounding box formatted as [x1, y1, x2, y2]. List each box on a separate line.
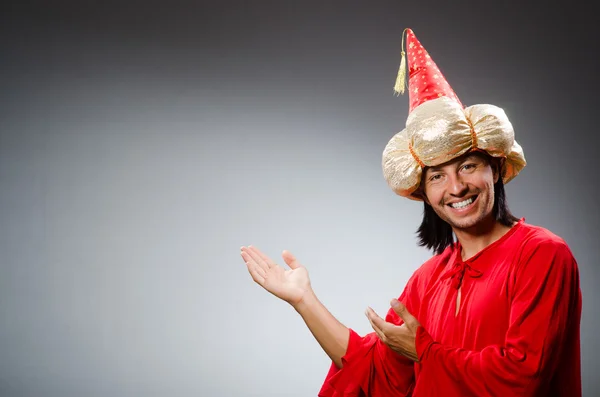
[318, 281, 419, 397]
[414, 239, 582, 397]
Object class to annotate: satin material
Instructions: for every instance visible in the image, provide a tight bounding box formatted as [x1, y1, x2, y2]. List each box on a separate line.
[319, 220, 581, 396]
[382, 96, 526, 200]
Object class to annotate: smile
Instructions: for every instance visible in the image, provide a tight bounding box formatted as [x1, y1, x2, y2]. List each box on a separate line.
[448, 195, 478, 209]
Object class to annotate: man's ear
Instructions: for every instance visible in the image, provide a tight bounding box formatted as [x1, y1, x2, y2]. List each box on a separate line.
[414, 186, 430, 204]
[416, 169, 430, 204]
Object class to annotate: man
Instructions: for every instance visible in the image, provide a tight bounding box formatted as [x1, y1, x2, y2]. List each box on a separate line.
[240, 28, 582, 396]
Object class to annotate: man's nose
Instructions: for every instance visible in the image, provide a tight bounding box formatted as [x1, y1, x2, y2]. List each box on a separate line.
[448, 174, 468, 196]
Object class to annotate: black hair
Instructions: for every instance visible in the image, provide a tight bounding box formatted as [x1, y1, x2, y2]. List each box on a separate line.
[416, 157, 520, 255]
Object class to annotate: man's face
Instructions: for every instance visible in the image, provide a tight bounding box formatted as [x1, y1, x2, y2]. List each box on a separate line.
[421, 152, 499, 231]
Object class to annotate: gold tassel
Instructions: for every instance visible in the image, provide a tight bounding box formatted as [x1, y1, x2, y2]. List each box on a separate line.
[393, 50, 407, 95]
[393, 28, 409, 96]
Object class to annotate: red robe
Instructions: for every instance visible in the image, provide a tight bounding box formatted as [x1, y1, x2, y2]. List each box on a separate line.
[318, 219, 582, 397]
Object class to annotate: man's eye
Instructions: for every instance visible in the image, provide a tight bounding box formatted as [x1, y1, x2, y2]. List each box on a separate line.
[430, 174, 442, 181]
[462, 163, 476, 170]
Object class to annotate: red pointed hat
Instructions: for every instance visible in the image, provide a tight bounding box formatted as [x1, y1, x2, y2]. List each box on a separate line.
[395, 28, 462, 111]
[384, 28, 527, 200]
[406, 29, 462, 111]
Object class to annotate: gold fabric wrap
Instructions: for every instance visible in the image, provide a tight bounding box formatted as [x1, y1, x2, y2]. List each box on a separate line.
[382, 97, 526, 200]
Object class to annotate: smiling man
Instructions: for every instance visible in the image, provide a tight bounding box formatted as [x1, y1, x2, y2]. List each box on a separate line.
[240, 28, 582, 396]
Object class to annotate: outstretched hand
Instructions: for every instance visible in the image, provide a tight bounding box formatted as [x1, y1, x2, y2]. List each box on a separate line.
[365, 299, 421, 362]
[241, 246, 311, 307]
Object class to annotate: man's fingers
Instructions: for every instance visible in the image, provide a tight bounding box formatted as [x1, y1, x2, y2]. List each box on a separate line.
[282, 250, 301, 270]
[249, 245, 278, 269]
[241, 248, 267, 284]
[391, 299, 410, 320]
[241, 249, 265, 279]
[240, 246, 299, 271]
[390, 299, 421, 328]
[241, 249, 268, 283]
[241, 246, 273, 271]
[247, 256, 267, 278]
[240, 250, 263, 272]
[365, 307, 391, 337]
[366, 309, 386, 341]
[366, 307, 390, 330]
[246, 261, 266, 285]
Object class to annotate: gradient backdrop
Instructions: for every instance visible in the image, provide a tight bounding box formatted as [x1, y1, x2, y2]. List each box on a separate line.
[1, 1, 597, 396]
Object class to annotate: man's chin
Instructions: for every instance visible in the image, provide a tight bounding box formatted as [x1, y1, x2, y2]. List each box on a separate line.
[444, 213, 481, 230]
[450, 220, 480, 230]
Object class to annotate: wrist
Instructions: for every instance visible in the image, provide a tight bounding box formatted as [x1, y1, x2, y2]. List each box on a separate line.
[292, 287, 318, 314]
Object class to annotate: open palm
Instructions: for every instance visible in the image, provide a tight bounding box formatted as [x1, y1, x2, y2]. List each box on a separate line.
[241, 246, 311, 306]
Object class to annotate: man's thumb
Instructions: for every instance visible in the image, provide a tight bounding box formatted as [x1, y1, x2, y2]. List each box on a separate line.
[282, 250, 301, 269]
[391, 298, 408, 317]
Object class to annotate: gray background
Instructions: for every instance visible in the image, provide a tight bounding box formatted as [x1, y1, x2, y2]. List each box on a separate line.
[1, 1, 597, 396]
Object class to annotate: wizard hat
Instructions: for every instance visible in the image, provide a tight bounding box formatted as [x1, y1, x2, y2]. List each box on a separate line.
[382, 28, 526, 200]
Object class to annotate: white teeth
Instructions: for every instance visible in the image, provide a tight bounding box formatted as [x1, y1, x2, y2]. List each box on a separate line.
[450, 197, 474, 209]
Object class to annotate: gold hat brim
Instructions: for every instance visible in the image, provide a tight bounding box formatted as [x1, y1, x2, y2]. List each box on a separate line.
[382, 97, 526, 201]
